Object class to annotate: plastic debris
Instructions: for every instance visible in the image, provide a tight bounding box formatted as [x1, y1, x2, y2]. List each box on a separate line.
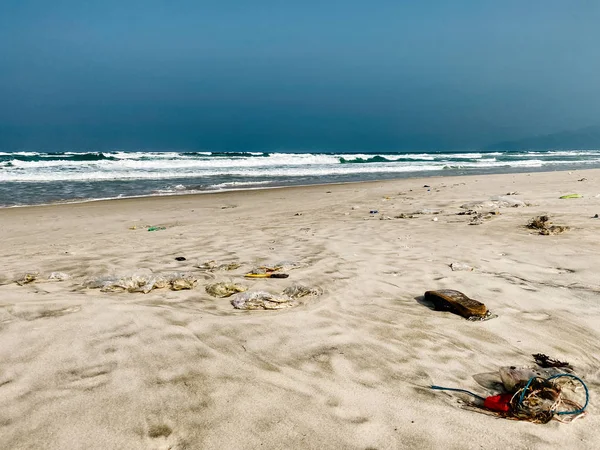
[462, 196, 528, 210]
[527, 216, 569, 235]
[394, 213, 415, 219]
[147, 226, 166, 231]
[171, 277, 196, 290]
[370, 210, 379, 214]
[252, 261, 304, 272]
[424, 289, 490, 320]
[195, 260, 241, 271]
[205, 282, 247, 298]
[483, 394, 512, 412]
[15, 272, 39, 286]
[432, 357, 588, 423]
[175, 256, 187, 261]
[231, 291, 297, 310]
[414, 209, 443, 215]
[84, 270, 197, 293]
[282, 284, 323, 299]
[245, 272, 289, 279]
[274, 261, 304, 271]
[450, 262, 473, 272]
[468, 211, 500, 225]
[48, 272, 70, 281]
[559, 194, 582, 199]
[499, 365, 571, 391]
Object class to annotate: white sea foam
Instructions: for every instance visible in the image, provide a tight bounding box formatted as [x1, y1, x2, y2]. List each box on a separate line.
[4, 159, 599, 182]
[2, 151, 600, 184]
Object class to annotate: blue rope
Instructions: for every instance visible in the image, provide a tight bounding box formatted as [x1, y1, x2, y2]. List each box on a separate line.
[430, 385, 486, 401]
[517, 373, 589, 416]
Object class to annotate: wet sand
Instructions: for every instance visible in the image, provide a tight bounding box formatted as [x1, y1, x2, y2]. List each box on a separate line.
[1, 169, 599, 449]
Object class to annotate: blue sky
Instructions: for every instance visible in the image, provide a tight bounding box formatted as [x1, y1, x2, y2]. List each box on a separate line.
[0, 1, 598, 150]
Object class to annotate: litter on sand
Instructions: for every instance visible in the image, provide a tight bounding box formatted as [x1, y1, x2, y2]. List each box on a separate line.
[15, 272, 70, 285]
[261, 261, 304, 271]
[466, 211, 501, 225]
[15, 272, 39, 285]
[147, 226, 167, 231]
[424, 289, 491, 320]
[431, 355, 588, 424]
[461, 196, 529, 210]
[414, 209, 443, 215]
[231, 291, 297, 310]
[84, 270, 197, 293]
[245, 261, 304, 277]
[559, 194, 583, 199]
[48, 272, 70, 281]
[282, 284, 323, 299]
[245, 272, 289, 279]
[450, 263, 473, 272]
[527, 216, 569, 235]
[205, 282, 247, 298]
[175, 256, 187, 261]
[194, 260, 242, 271]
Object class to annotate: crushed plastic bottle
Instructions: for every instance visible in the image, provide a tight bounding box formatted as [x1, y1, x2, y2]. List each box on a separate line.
[205, 282, 247, 298]
[15, 272, 39, 286]
[231, 291, 296, 310]
[282, 284, 322, 299]
[253, 261, 304, 272]
[195, 260, 241, 271]
[84, 270, 196, 293]
[48, 272, 70, 281]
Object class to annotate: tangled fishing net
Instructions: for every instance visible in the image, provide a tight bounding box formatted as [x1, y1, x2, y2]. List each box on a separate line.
[431, 356, 589, 424]
[507, 374, 588, 423]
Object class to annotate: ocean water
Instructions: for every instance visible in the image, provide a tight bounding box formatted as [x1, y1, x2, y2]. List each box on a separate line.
[1, 150, 600, 207]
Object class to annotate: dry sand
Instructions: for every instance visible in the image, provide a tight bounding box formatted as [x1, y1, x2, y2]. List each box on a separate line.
[1, 169, 599, 449]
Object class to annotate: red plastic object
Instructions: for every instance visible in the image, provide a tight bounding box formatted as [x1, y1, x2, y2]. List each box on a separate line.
[483, 394, 512, 412]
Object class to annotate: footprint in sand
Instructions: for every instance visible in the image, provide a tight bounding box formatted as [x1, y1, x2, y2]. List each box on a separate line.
[520, 312, 551, 321]
[10, 305, 81, 321]
[503, 308, 550, 322]
[57, 362, 116, 390]
[148, 424, 172, 439]
[144, 422, 188, 450]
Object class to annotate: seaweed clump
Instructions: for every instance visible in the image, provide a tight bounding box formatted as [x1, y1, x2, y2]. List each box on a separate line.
[527, 216, 569, 235]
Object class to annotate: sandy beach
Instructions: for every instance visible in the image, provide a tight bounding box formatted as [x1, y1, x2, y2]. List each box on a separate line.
[1, 169, 599, 449]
